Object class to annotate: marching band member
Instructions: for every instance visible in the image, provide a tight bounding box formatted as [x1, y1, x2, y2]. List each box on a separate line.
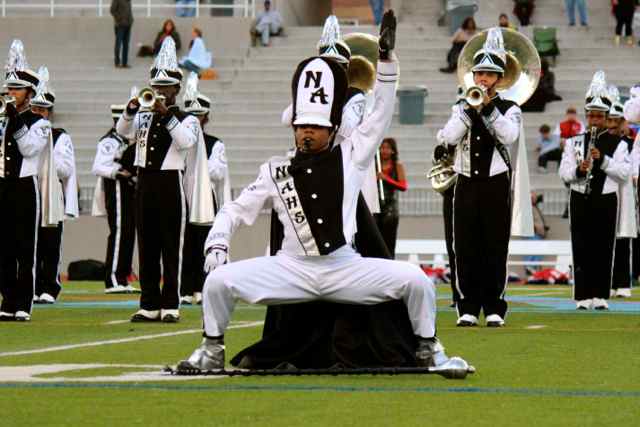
[559, 71, 631, 310]
[281, 16, 380, 215]
[177, 12, 470, 373]
[0, 40, 50, 321]
[608, 85, 635, 299]
[438, 29, 522, 327]
[116, 37, 199, 323]
[91, 92, 138, 294]
[180, 74, 229, 305]
[30, 67, 79, 304]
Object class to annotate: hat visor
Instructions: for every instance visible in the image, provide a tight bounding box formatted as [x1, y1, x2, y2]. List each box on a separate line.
[472, 64, 504, 74]
[150, 78, 181, 86]
[186, 107, 209, 115]
[320, 53, 350, 64]
[3, 80, 33, 89]
[30, 100, 53, 108]
[293, 114, 333, 127]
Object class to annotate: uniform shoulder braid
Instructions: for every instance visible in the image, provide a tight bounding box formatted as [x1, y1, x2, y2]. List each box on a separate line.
[52, 128, 67, 144]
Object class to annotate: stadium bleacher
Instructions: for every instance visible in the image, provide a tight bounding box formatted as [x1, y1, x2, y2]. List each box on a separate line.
[1, 0, 638, 265]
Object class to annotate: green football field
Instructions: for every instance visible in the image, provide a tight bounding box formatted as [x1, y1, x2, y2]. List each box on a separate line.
[1, 282, 639, 426]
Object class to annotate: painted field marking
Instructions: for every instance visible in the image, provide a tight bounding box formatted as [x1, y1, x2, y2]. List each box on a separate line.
[525, 325, 547, 330]
[1, 382, 639, 398]
[0, 321, 263, 358]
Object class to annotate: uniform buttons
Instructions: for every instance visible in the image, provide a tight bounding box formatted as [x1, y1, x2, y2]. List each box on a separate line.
[306, 168, 312, 174]
[474, 170, 479, 175]
[148, 162, 152, 166]
[324, 242, 330, 248]
[316, 218, 323, 224]
[153, 135, 157, 139]
[476, 136, 480, 141]
[5, 157, 9, 161]
[7, 142, 11, 146]
[311, 193, 318, 199]
[475, 153, 479, 157]
[150, 147, 155, 151]
[156, 123, 161, 127]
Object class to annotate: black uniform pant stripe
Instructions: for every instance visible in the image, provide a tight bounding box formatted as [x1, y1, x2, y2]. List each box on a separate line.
[570, 191, 617, 300]
[180, 224, 210, 296]
[36, 222, 63, 298]
[0, 176, 39, 314]
[104, 178, 135, 288]
[612, 238, 632, 290]
[136, 171, 186, 311]
[453, 173, 511, 318]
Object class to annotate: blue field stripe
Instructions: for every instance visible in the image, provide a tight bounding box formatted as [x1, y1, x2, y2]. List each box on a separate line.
[1, 382, 639, 398]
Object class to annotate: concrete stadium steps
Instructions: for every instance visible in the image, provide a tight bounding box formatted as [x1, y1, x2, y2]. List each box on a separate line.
[3, 0, 191, 18]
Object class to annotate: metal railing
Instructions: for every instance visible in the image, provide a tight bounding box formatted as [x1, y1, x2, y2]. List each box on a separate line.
[0, 0, 256, 18]
[78, 185, 571, 216]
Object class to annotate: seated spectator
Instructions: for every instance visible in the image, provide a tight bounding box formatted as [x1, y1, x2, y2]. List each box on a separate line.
[439, 17, 477, 73]
[521, 59, 562, 111]
[154, 19, 182, 56]
[554, 106, 585, 144]
[498, 13, 518, 30]
[179, 27, 213, 75]
[513, 0, 535, 26]
[536, 124, 562, 173]
[252, 0, 283, 47]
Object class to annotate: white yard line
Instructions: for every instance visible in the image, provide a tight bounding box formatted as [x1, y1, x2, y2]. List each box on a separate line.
[0, 321, 263, 358]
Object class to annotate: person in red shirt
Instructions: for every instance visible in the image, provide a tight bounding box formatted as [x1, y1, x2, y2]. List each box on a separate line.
[375, 138, 408, 258]
[554, 107, 585, 144]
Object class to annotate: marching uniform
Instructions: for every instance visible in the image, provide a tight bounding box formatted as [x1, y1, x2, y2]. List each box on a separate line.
[559, 71, 631, 309]
[31, 67, 79, 304]
[117, 37, 198, 322]
[609, 88, 636, 297]
[180, 85, 229, 304]
[200, 59, 440, 347]
[438, 29, 521, 326]
[92, 116, 137, 293]
[35, 127, 78, 302]
[0, 40, 49, 321]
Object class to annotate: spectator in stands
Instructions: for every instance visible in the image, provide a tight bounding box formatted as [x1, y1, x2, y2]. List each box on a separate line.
[498, 13, 517, 30]
[439, 17, 477, 73]
[253, 1, 283, 47]
[612, 0, 638, 46]
[374, 138, 407, 258]
[521, 59, 562, 111]
[369, 0, 385, 25]
[536, 124, 562, 173]
[565, 0, 588, 27]
[110, 0, 133, 69]
[176, 0, 196, 18]
[179, 27, 213, 75]
[513, 0, 535, 26]
[554, 106, 585, 144]
[154, 20, 182, 56]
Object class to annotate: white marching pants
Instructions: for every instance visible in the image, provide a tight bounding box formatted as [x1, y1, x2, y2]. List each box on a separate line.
[202, 246, 436, 338]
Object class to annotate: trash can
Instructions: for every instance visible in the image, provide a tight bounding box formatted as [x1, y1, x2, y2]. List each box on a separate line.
[398, 86, 428, 125]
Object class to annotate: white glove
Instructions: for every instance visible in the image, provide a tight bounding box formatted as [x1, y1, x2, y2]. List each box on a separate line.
[204, 244, 228, 273]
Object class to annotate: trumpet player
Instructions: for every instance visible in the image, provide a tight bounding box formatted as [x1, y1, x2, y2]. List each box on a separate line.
[559, 71, 631, 310]
[438, 28, 521, 327]
[0, 40, 51, 322]
[116, 37, 198, 323]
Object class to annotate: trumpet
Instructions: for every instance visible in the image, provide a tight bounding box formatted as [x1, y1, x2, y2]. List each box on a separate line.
[0, 95, 16, 116]
[465, 85, 486, 107]
[137, 87, 157, 110]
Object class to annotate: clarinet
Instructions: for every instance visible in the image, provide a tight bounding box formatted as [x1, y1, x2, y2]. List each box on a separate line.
[584, 126, 598, 195]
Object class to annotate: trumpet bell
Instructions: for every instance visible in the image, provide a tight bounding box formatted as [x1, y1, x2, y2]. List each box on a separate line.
[465, 86, 485, 107]
[138, 87, 156, 109]
[457, 28, 541, 106]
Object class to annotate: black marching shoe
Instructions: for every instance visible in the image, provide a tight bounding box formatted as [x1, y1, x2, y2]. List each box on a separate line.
[176, 337, 225, 374]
